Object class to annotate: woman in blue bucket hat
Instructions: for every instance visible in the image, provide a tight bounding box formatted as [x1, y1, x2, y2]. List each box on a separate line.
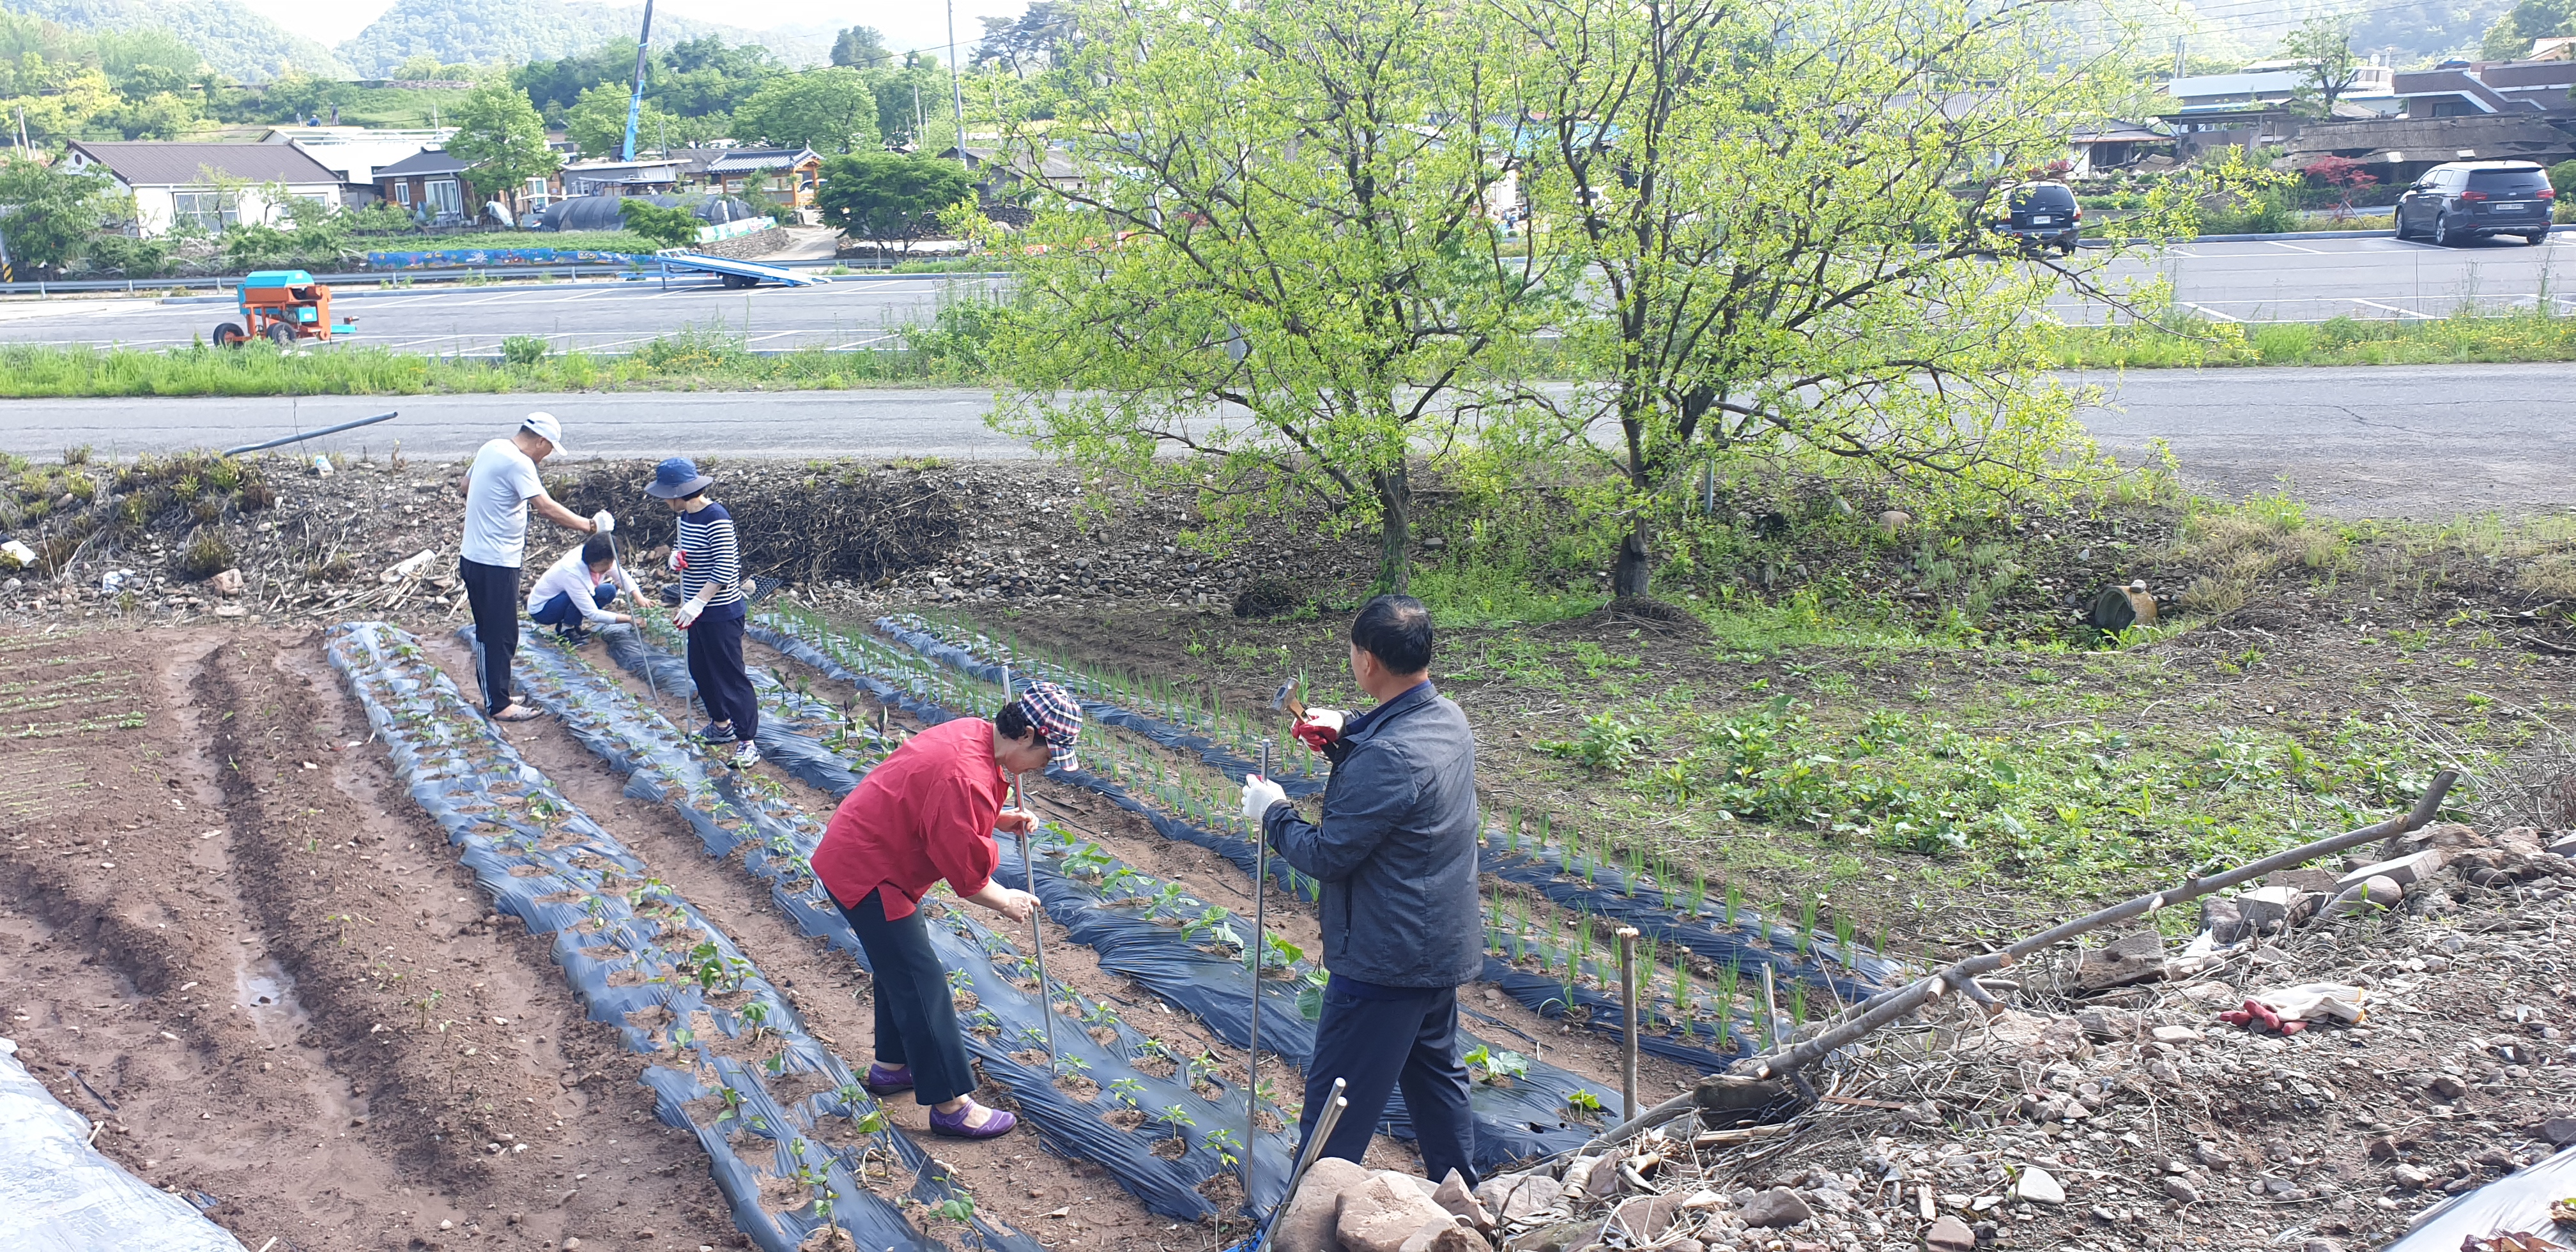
[645, 457, 760, 767]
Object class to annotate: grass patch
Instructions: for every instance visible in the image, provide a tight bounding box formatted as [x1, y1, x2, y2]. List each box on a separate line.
[0, 326, 986, 397]
[2047, 308, 2576, 369]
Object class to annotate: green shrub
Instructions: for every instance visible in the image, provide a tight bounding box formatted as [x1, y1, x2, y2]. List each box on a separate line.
[502, 335, 550, 366]
[618, 199, 702, 250]
[179, 531, 234, 579]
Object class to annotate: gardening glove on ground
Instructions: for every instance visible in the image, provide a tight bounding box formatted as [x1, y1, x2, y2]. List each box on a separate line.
[591, 510, 614, 534]
[1291, 708, 1346, 752]
[673, 597, 705, 629]
[1240, 774, 1286, 823]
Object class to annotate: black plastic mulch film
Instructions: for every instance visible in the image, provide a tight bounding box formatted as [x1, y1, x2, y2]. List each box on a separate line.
[860, 618, 1908, 1060]
[324, 622, 1039, 1252]
[503, 625, 1286, 1221]
[734, 615, 1629, 1171]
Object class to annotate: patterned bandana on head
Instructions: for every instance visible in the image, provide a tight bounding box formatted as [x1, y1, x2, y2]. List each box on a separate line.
[1015, 680, 1084, 772]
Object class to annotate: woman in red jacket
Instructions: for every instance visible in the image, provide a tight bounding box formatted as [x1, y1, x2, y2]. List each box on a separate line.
[810, 682, 1084, 1139]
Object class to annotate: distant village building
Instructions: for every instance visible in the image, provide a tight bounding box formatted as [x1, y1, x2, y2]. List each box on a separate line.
[61, 141, 343, 238]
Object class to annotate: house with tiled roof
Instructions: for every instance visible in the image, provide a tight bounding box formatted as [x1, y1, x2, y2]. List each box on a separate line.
[62, 141, 344, 238]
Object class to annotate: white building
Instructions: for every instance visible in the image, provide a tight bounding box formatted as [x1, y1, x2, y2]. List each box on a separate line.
[62, 141, 344, 238]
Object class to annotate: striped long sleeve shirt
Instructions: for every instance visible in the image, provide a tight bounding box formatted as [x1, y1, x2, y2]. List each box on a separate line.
[675, 501, 746, 621]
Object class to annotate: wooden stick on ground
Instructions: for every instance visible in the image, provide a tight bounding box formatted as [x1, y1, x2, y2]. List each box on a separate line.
[1575, 770, 2457, 1154]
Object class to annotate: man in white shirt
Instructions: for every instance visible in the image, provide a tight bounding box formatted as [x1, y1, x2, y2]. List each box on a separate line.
[526, 535, 642, 644]
[457, 412, 608, 722]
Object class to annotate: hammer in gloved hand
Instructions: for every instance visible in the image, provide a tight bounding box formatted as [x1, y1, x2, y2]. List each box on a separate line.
[1271, 678, 1345, 752]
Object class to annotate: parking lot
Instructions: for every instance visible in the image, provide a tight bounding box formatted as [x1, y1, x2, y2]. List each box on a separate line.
[2055, 230, 2576, 324]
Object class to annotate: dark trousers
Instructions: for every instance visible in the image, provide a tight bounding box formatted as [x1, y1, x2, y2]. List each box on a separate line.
[1301, 978, 1476, 1186]
[531, 584, 617, 629]
[459, 558, 521, 713]
[686, 610, 759, 738]
[834, 888, 977, 1105]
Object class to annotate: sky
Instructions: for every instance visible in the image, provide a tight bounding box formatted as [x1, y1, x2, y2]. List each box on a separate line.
[234, 0, 1037, 62]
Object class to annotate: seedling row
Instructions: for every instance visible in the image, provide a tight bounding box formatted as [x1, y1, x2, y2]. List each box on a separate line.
[325, 621, 1027, 1252]
[735, 613, 1639, 1158]
[507, 626, 1297, 1220]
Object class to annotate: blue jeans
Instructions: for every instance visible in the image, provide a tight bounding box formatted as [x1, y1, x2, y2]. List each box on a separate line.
[530, 584, 617, 629]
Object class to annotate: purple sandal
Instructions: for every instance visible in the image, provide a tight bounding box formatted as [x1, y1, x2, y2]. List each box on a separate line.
[929, 1099, 1017, 1139]
[862, 1062, 914, 1096]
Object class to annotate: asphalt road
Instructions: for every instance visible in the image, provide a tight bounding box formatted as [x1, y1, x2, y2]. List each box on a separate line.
[2057, 231, 2576, 324]
[0, 232, 2564, 356]
[0, 363, 2560, 519]
[0, 271, 1000, 355]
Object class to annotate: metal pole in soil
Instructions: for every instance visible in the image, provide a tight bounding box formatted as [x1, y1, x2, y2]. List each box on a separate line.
[1015, 770, 1058, 1061]
[1246, 739, 1273, 1199]
[1760, 963, 1781, 1054]
[1616, 926, 1640, 1122]
[1264, 1078, 1348, 1252]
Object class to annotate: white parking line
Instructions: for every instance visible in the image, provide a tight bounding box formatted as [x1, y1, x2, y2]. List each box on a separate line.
[2350, 299, 2434, 320]
[2182, 302, 2241, 323]
[2265, 241, 2326, 254]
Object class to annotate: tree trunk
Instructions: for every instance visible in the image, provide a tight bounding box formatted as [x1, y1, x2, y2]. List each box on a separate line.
[1612, 517, 1651, 600]
[1374, 465, 1411, 595]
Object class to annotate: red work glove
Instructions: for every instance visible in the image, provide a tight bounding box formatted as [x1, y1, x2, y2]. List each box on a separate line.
[1292, 708, 1346, 752]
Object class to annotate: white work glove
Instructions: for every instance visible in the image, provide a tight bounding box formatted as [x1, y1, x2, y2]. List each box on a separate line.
[1240, 773, 1287, 823]
[591, 510, 614, 535]
[668, 547, 687, 573]
[673, 597, 706, 629]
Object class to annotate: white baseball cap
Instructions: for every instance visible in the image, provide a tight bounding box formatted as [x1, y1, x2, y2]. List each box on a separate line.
[520, 411, 565, 451]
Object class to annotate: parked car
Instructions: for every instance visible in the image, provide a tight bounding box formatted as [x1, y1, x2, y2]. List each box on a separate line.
[1987, 181, 2083, 256]
[2395, 160, 2554, 247]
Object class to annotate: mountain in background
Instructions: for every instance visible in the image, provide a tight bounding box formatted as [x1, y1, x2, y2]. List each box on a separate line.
[335, 0, 826, 75]
[0, 0, 351, 79]
[2160, 0, 2513, 66]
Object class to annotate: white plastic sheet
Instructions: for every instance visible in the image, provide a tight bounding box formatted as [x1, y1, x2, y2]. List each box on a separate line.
[0, 1038, 249, 1251]
[2386, 1143, 2576, 1251]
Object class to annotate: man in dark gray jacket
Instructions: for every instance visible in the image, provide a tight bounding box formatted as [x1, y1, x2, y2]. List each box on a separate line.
[1240, 593, 1482, 1184]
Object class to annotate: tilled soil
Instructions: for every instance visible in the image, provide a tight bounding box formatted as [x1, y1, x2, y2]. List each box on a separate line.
[0, 626, 738, 1251]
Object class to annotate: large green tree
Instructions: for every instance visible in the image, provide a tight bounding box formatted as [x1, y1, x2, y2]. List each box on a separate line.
[2483, 0, 2575, 59]
[2280, 17, 2364, 116]
[0, 153, 116, 276]
[730, 67, 879, 153]
[1495, 0, 2211, 601]
[445, 82, 562, 209]
[565, 82, 675, 157]
[830, 25, 889, 68]
[980, 0, 1550, 592]
[816, 152, 969, 253]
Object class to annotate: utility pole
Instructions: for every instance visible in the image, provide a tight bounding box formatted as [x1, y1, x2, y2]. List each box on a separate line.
[912, 82, 924, 151]
[622, 0, 658, 162]
[947, 0, 969, 169]
[2172, 35, 2186, 80]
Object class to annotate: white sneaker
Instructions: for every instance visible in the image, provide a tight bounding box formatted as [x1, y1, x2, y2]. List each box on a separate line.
[734, 743, 760, 768]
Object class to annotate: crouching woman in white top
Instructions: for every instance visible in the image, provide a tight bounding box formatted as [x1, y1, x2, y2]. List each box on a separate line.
[525, 533, 643, 644]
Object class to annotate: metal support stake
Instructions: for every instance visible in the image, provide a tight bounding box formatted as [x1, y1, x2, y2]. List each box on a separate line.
[1013, 770, 1057, 1061]
[1760, 963, 1781, 1054]
[1616, 926, 1640, 1122]
[1268, 1077, 1349, 1250]
[1245, 738, 1273, 1196]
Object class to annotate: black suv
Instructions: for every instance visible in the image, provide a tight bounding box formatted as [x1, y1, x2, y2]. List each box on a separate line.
[2396, 160, 2555, 246]
[1988, 181, 2083, 255]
